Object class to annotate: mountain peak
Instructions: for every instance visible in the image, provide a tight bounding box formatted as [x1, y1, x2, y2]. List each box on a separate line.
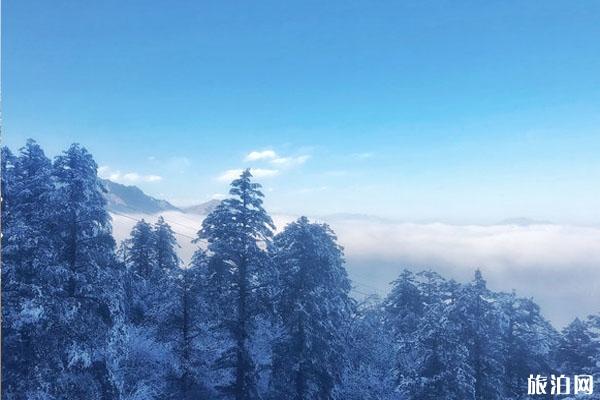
[181, 199, 221, 215]
[102, 179, 221, 216]
[102, 179, 181, 214]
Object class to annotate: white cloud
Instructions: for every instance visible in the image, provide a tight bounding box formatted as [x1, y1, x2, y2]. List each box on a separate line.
[220, 148, 308, 182]
[124, 173, 163, 182]
[109, 208, 600, 327]
[324, 218, 600, 327]
[217, 168, 279, 182]
[245, 150, 277, 161]
[271, 155, 310, 167]
[244, 149, 310, 168]
[249, 168, 280, 178]
[99, 166, 163, 184]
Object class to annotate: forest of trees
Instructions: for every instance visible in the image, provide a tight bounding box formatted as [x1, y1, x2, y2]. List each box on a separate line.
[2, 140, 599, 400]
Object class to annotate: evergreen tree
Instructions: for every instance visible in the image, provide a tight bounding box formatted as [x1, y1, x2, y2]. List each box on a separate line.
[499, 293, 557, 399]
[1, 141, 57, 399]
[556, 317, 599, 374]
[119, 219, 163, 399]
[2, 140, 55, 281]
[154, 216, 180, 272]
[337, 297, 398, 400]
[4, 139, 600, 400]
[122, 216, 180, 326]
[1, 146, 15, 224]
[270, 217, 353, 400]
[450, 270, 504, 400]
[162, 251, 210, 400]
[385, 269, 423, 334]
[125, 219, 155, 278]
[123, 219, 157, 326]
[197, 169, 275, 400]
[1, 146, 21, 398]
[415, 270, 459, 307]
[394, 273, 474, 400]
[49, 143, 122, 399]
[583, 313, 600, 399]
[119, 217, 182, 399]
[404, 302, 474, 400]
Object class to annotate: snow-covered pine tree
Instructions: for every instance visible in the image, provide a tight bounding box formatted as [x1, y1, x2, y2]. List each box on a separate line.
[405, 301, 474, 400]
[3, 140, 55, 285]
[270, 216, 353, 400]
[1, 141, 58, 398]
[118, 219, 163, 399]
[450, 270, 504, 400]
[414, 270, 460, 307]
[49, 143, 122, 399]
[152, 216, 182, 344]
[385, 269, 424, 342]
[2, 146, 20, 397]
[162, 250, 210, 400]
[118, 216, 183, 399]
[336, 296, 398, 400]
[498, 292, 558, 398]
[582, 313, 600, 399]
[5, 140, 599, 400]
[393, 271, 474, 400]
[556, 317, 599, 374]
[125, 220, 155, 276]
[197, 169, 275, 400]
[183, 250, 241, 397]
[383, 270, 427, 394]
[0, 146, 15, 224]
[123, 219, 157, 325]
[154, 216, 180, 272]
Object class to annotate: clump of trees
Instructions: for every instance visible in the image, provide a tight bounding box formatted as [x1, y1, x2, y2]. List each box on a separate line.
[2, 140, 599, 399]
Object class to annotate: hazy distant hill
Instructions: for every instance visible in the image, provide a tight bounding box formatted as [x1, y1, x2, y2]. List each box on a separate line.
[102, 179, 181, 214]
[181, 199, 221, 215]
[102, 179, 220, 216]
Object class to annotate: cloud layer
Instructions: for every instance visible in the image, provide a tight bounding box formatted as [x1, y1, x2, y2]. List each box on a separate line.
[245, 150, 277, 161]
[99, 166, 162, 183]
[321, 217, 600, 327]
[218, 149, 310, 181]
[270, 154, 310, 167]
[110, 210, 600, 327]
[243, 149, 310, 167]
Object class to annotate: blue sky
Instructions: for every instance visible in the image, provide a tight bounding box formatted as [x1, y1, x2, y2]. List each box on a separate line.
[4, 0, 600, 224]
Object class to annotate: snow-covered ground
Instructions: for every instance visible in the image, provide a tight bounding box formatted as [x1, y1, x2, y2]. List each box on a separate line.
[111, 211, 600, 327]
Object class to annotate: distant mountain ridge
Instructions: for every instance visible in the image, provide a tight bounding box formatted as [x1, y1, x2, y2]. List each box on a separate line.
[102, 179, 181, 214]
[102, 179, 220, 216]
[181, 199, 221, 215]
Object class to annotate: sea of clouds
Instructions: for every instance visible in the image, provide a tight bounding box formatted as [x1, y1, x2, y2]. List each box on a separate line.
[111, 211, 600, 327]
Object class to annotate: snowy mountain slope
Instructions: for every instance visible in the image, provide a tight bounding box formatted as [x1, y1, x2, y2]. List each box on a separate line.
[181, 199, 220, 215]
[102, 179, 181, 214]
